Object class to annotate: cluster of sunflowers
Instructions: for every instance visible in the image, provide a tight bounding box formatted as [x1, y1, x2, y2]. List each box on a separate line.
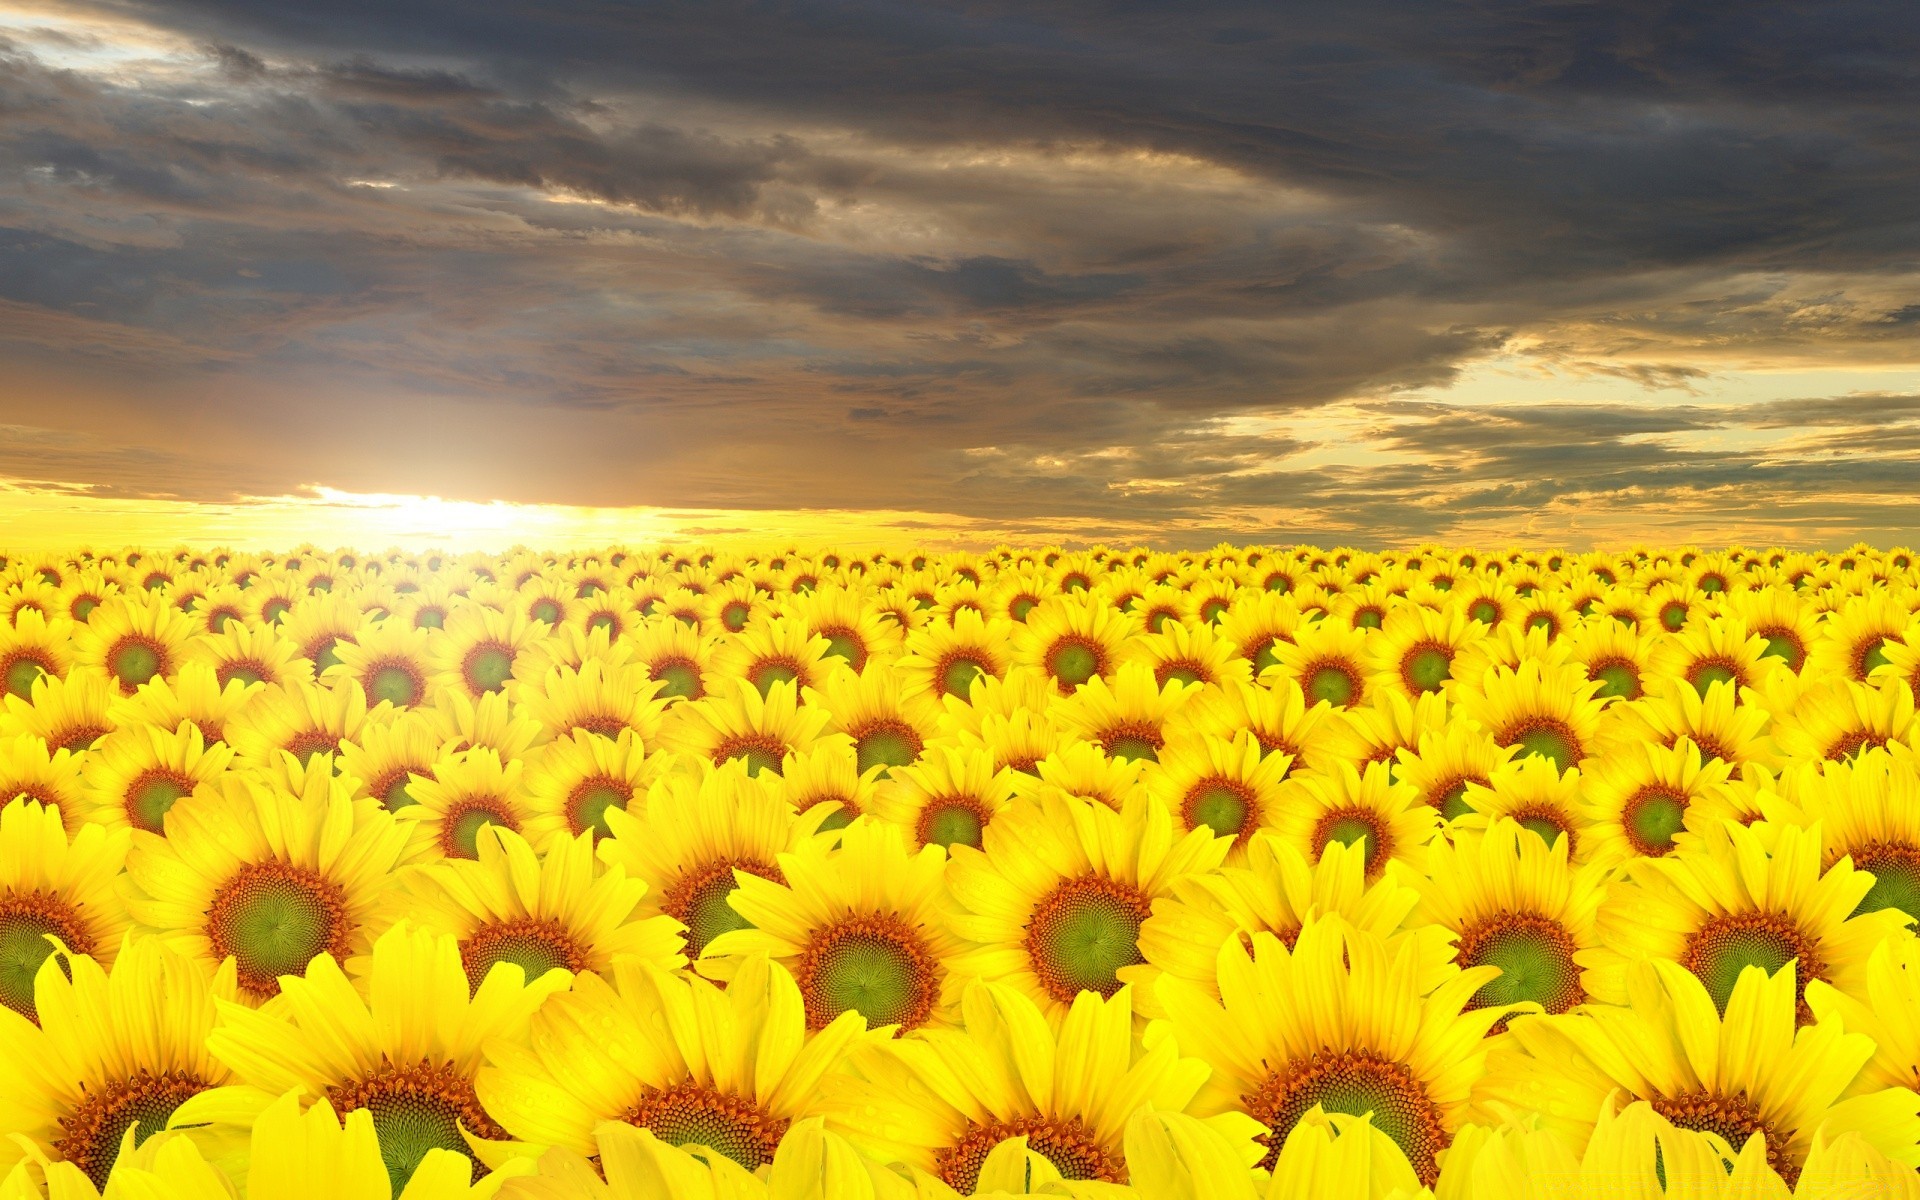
[5, 542, 1920, 1200]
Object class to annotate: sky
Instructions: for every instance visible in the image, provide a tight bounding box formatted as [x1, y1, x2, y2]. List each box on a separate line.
[2, 0, 1918, 551]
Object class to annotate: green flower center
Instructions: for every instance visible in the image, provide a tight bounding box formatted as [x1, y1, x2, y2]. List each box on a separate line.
[1024, 875, 1151, 1003]
[1760, 634, 1805, 670]
[1469, 600, 1500, 624]
[653, 660, 703, 700]
[1508, 721, 1579, 772]
[669, 860, 777, 958]
[107, 639, 162, 688]
[796, 916, 936, 1031]
[1436, 780, 1474, 822]
[127, 771, 192, 833]
[567, 780, 628, 838]
[856, 724, 922, 776]
[0, 892, 94, 1023]
[1404, 646, 1451, 692]
[748, 661, 799, 696]
[822, 632, 865, 669]
[1305, 664, 1356, 706]
[460, 918, 584, 993]
[1317, 810, 1385, 873]
[444, 804, 515, 859]
[715, 735, 785, 777]
[332, 1061, 502, 1194]
[381, 773, 420, 812]
[1592, 662, 1641, 700]
[1688, 661, 1738, 696]
[940, 656, 987, 699]
[1623, 786, 1687, 856]
[462, 645, 513, 693]
[918, 799, 987, 850]
[1457, 914, 1583, 1015]
[368, 663, 423, 707]
[205, 860, 346, 999]
[1680, 912, 1821, 1019]
[3, 657, 46, 700]
[1104, 729, 1161, 763]
[1047, 641, 1102, 689]
[530, 599, 562, 625]
[1185, 782, 1252, 840]
[1851, 844, 1920, 920]
[1660, 602, 1689, 631]
[1245, 1051, 1447, 1184]
[624, 1082, 786, 1172]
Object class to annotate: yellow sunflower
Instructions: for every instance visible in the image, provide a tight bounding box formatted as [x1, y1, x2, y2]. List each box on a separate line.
[1807, 592, 1913, 683]
[0, 668, 119, 754]
[781, 585, 904, 674]
[518, 658, 669, 746]
[624, 616, 717, 703]
[1579, 736, 1744, 863]
[1598, 674, 1777, 771]
[180, 621, 313, 691]
[1455, 755, 1602, 863]
[1268, 621, 1373, 710]
[895, 609, 1015, 704]
[1757, 747, 1920, 921]
[403, 747, 533, 861]
[427, 604, 551, 701]
[1275, 760, 1441, 881]
[1160, 917, 1504, 1184]
[1454, 659, 1605, 775]
[658, 678, 835, 779]
[1010, 739, 1147, 813]
[772, 737, 883, 831]
[1364, 603, 1483, 700]
[708, 615, 835, 698]
[521, 727, 658, 846]
[1049, 663, 1201, 765]
[1392, 720, 1512, 823]
[70, 596, 194, 696]
[326, 620, 438, 710]
[0, 798, 131, 1024]
[1119, 619, 1251, 693]
[124, 769, 411, 1003]
[804, 662, 943, 778]
[336, 710, 454, 814]
[944, 792, 1230, 1022]
[205, 922, 570, 1194]
[869, 742, 1017, 851]
[0, 733, 89, 835]
[1770, 677, 1918, 764]
[77, 719, 231, 834]
[0, 609, 73, 703]
[1011, 595, 1139, 696]
[226, 678, 386, 772]
[1143, 730, 1291, 853]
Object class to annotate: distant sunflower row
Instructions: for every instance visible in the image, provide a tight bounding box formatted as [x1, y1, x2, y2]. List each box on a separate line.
[4, 541, 1920, 1200]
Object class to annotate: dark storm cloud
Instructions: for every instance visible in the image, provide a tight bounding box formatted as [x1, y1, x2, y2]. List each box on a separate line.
[2, 1, 1919, 542]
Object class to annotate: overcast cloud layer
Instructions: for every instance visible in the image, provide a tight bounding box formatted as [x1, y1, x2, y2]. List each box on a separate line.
[2, 0, 1918, 546]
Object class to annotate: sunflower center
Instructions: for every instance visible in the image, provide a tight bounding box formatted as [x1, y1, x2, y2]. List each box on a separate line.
[795, 914, 938, 1031]
[56, 1069, 209, 1188]
[460, 917, 588, 993]
[1305, 663, 1358, 707]
[1648, 1089, 1793, 1184]
[1759, 632, 1806, 671]
[938, 654, 988, 700]
[747, 659, 800, 696]
[663, 859, 782, 958]
[441, 800, 519, 859]
[1456, 913, 1583, 1018]
[1433, 777, 1476, 822]
[462, 643, 514, 694]
[820, 629, 867, 671]
[1024, 875, 1151, 1003]
[856, 721, 923, 775]
[413, 607, 446, 630]
[1313, 806, 1390, 876]
[1469, 600, 1500, 625]
[1184, 780, 1254, 841]
[1679, 911, 1824, 1020]
[1828, 730, 1887, 763]
[367, 662, 425, 707]
[936, 1116, 1123, 1195]
[1856, 638, 1891, 680]
[917, 795, 990, 850]
[1504, 719, 1580, 772]
[1659, 602, 1689, 631]
[3, 654, 48, 699]
[105, 637, 164, 692]
[1403, 645, 1452, 692]
[217, 661, 268, 688]
[330, 1059, 504, 1193]
[375, 768, 422, 812]
[1245, 1051, 1448, 1183]
[1046, 639, 1104, 690]
[0, 890, 95, 1023]
[125, 768, 194, 833]
[624, 1081, 788, 1171]
[1101, 723, 1162, 764]
[206, 859, 351, 999]
[712, 734, 786, 777]
[651, 658, 703, 700]
[528, 599, 563, 625]
[1688, 659, 1740, 696]
[566, 778, 628, 838]
[721, 602, 752, 631]
[285, 729, 341, 768]
[1622, 785, 1688, 856]
[1849, 843, 1920, 920]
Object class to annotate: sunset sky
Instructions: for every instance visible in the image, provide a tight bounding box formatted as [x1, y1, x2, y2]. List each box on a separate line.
[3, 0, 1918, 550]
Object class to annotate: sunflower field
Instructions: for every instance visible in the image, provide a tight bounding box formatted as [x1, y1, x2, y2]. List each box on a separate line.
[5, 543, 1920, 1200]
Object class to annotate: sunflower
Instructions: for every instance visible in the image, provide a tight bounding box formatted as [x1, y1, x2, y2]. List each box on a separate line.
[513, 576, 583, 632]
[77, 720, 232, 834]
[1455, 659, 1605, 777]
[944, 792, 1230, 1022]
[379, 826, 683, 995]
[476, 954, 881, 1172]
[336, 710, 453, 814]
[1119, 619, 1251, 693]
[772, 737, 882, 832]
[1455, 755, 1600, 863]
[0, 732, 89, 835]
[226, 679, 385, 772]
[1646, 579, 1711, 633]
[1316, 689, 1450, 778]
[0, 609, 73, 702]
[1275, 760, 1441, 881]
[1562, 615, 1653, 703]
[1143, 730, 1291, 853]
[700, 817, 966, 1035]
[275, 593, 369, 678]
[421, 687, 543, 763]
[520, 727, 658, 846]
[804, 662, 943, 778]
[1807, 593, 1913, 683]
[1599, 674, 1777, 772]
[1720, 587, 1820, 674]
[624, 616, 716, 703]
[1579, 737, 1743, 863]
[1648, 612, 1784, 701]
[1011, 595, 1139, 696]
[1365, 603, 1482, 700]
[823, 981, 1251, 1192]
[0, 798, 131, 1024]
[326, 620, 437, 710]
[1268, 621, 1372, 709]
[704, 576, 771, 636]
[1413, 817, 1607, 1026]
[1049, 663, 1201, 767]
[1770, 677, 1918, 764]
[427, 605, 550, 702]
[51, 569, 117, 627]
[1392, 721, 1512, 823]
[1806, 934, 1920, 1103]
[1133, 835, 1439, 1017]
[708, 615, 835, 699]
[1476, 958, 1920, 1186]
[403, 748, 533, 861]
[125, 769, 410, 1003]
[181, 621, 314, 690]
[661, 678, 835, 779]
[68, 596, 194, 697]
[0, 935, 240, 1188]
[0, 669, 118, 754]
[986, 568, 1059, 625]
[393, 581, 462, 634]
[936, 664, 1057, 734]
[1758, 748, 1920, 920]
[1215, 591, 1305, 681]
[895, 611, 1015, 706]
[205, 922, 570, 1194]
[781, 586, 904, 674]
[869, 742, 1017, 851]
[1011, 739, 1147, 812]
[598, 762, 831, 960]
[1583, 818, 1910, 1023]
[518, 658, 669, 746]
[1171, 677, 1335, 775]
[1160, 917, 1504, 1184]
